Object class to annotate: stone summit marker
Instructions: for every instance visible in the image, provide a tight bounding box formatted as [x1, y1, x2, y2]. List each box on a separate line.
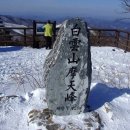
[44, 18, 92, 116]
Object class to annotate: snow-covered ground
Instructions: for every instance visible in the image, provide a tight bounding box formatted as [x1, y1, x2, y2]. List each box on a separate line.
[0, 46, 130, 130]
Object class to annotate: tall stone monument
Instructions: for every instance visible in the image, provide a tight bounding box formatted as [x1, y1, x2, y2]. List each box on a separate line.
[43, 18, 92, 116]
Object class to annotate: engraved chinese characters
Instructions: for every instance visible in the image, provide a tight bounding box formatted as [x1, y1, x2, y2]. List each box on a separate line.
[44, 18, 92, 116]
[65, 24, 81, 103]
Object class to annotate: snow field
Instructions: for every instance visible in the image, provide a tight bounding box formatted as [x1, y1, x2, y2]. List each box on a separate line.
[0, 46, 130, 130]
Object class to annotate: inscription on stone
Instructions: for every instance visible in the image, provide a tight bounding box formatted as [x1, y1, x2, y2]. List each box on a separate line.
[43, 18, 92, 116]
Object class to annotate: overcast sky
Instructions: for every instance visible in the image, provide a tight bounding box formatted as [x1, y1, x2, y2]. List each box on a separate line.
[0, 0, 129, 20]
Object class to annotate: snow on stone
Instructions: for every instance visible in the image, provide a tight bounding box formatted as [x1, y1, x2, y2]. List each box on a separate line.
[0, 88, 47, 130]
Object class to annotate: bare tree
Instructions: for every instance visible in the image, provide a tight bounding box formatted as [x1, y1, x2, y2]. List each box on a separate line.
[116, 0, 130, 21]
[121, 0, 130, 13]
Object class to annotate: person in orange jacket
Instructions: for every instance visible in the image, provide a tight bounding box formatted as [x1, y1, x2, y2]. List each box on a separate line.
[43, 20, 53, 49]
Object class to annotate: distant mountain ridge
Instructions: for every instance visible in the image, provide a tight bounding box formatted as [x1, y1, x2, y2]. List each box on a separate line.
[56, 16, 130, 31]
[0, 15, 130, 31]
[85, 17, 130, 31]
[0, 15, 33, 27]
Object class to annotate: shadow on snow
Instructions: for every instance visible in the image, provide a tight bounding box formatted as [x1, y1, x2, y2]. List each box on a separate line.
[0, 46, 23, 52]
[87, 83, 130, 111]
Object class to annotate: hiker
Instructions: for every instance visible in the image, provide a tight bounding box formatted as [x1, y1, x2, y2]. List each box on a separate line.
[43, 20, 53, 49]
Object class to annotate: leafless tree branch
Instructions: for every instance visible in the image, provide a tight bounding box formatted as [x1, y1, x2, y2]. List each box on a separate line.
[121, 0, 130, 12]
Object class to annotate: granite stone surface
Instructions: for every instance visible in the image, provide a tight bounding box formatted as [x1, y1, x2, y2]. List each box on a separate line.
[43, 18, 92, 115]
